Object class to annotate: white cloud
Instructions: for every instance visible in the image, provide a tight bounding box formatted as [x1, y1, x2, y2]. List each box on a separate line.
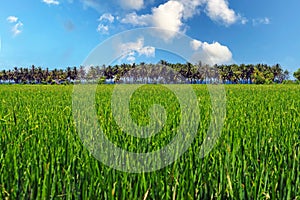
[121, 0, 245, 41]
[119, 38, 155, 63]
[7, 16, 23, 36]
[120, 0, 247, 40]
[127, 55, 136, 63]
[99, 13, 115, 23]
[205, 0, 240, 26]
[120, 0, 144, 10]
[202, 41, 232, 64]
[121, 1, 185, 40]
[152, 1, 184, 33]
[97, 24, 109, 33]
[121, 12, 150, 26]
[42, 0, 60, 5]
[97, 13, 115, 34]
[190, 39, 203, 50]
[191, 39, 232, 65]
[252, 17, 270, 26]
[7, 16, 18, 23]
[175, 0, 205, 20]
[12, 22, 24, 37]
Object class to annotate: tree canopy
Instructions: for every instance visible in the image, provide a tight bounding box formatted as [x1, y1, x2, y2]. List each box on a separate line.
[293, 68, 300, 81]
[0, 62, 295, 85]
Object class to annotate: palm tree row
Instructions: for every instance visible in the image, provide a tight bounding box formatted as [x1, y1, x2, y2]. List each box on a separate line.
[0, 62, 293, 84]
[0, 65, 78, 84]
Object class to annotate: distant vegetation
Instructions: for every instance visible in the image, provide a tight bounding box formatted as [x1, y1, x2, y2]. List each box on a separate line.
[294, 68, 300, 81]
[1, 61, 299, 84]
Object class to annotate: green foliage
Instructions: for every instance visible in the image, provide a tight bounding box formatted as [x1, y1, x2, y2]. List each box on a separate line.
[0, 85, 299, 199]
[282, 80, 296, 84]
[97, 76, 107, 85]
[293, 68, 300, 81]
[0, 63, 291, 85]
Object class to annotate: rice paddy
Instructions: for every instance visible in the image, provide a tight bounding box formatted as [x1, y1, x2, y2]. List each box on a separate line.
[0, 84, 299, 199]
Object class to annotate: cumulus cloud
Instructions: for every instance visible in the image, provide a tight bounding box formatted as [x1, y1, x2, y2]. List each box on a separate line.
[175, 0, 205, 19]
[42, 0, 60, 5]
[190, 39, 232, 65]
[119, 38, 155, 63]
[252, 17, 270, 26]
[121, 1, 185, 40]
[120, 0, 144, 10]
[7, 16, 18, 23]
[121, 0, 245, 40]
[205, 0, 240, 26]
[97, 13, 115, 34]
[190, 39, 203, 50]
[152, 1, 184, 33]
[202, 41, 232, 64]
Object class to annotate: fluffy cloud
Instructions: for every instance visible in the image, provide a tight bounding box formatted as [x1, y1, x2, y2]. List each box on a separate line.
[121, 1, 185, 40]
[121, 12, 150, 26]
[99, 13, 115, 23]
[7, 16, 23, 37]
[42, 0, 60, 5]
[202, 41, 232, 64]
[120, 0, 144, 10]
[121, 0, 245, 40]
[121, 0, 245, 28]
[175, 0, 205, 19]
[97, 24, 109, 33]
[205, 0, 240, 26]
[119, 38, 155, 63]
[97, 13, 115, 34]
[152, 1, 184, 33]
[7, 16, 18, 23]
[190, 39, 203, 51]
[190, 39, 232, 65]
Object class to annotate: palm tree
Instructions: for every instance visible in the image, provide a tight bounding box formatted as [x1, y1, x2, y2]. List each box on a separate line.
[293, 68, 300, 81]
[1, 70, 8, 83]
[231, 64, 242, 83]
[271, 64, 283, 82]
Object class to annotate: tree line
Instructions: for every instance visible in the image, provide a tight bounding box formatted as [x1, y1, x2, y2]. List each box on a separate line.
[0, 61, 299, 84]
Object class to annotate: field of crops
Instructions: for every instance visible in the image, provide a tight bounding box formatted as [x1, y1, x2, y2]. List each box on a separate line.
[0, 84, 299, 199]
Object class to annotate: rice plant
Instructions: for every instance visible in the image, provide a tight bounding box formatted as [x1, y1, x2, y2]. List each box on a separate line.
[0, 84, 299, 199]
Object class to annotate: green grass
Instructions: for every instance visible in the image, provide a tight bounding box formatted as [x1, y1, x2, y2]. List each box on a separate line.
[0, 84, 299, 199]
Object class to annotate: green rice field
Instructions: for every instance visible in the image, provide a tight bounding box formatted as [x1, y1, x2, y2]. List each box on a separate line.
[0, 85, 299, 199]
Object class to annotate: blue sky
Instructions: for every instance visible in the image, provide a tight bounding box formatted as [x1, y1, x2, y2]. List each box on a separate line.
[0, 0, 299, 73]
